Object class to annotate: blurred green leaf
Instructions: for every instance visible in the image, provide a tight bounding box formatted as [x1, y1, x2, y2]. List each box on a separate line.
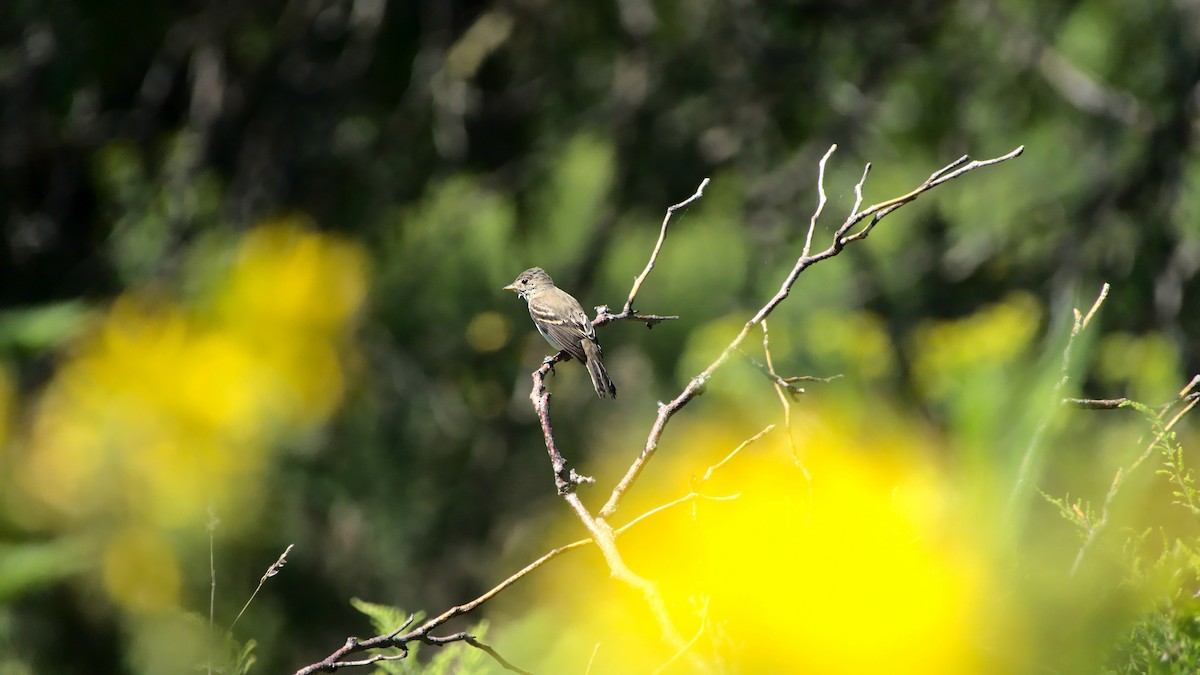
[0, 539, 90, 601]
[0, 302, 90, 353]
[528, 133, 614, 266]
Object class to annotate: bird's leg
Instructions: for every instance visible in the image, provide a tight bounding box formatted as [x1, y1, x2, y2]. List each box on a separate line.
[542, 350, 571, 376]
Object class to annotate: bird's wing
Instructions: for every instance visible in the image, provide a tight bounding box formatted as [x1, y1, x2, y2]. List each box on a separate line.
[528, 289, 596, 361]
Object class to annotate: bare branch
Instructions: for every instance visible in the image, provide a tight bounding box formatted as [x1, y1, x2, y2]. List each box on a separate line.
[591, 178, 710, 332]
[529, 338, 776, 661]
[595, 307, 679, 329]
[386, 614, 416, 639]
[1080, 282, 1110, 329]
[560, 490, 689, 652]
[621, 178, 710, 317]
[619, 492, 740, 536]
[297, 628, 531, 675]
[930, 155, 972, 181]
[700, 425, 774, 484]
[735, 345, 841, 398]
[1064, 398, 1131, 410]
[584, 643, 601, 675]
[652, 597, 710, 675]
[838, 146, 1025, 245]
[599, 145, 1024, 520]
[801, 145, 836, 257]
[293, 624, 530, 675]
[292, 444, 746, 675]
[424, 633, 534, 675]
[529, 358, 597, 494]
[300, 149, 1024, 675]
[328, 652, 409, 668]
[762, 320, 810, 479]
[848, 162, 871, 228]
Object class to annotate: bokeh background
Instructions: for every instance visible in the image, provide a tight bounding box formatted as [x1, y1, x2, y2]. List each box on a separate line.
[2, 1, 1199, 673]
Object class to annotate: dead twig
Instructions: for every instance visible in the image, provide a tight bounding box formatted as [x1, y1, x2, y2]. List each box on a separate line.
[591, 178, 710, 331]
[652, 597, 711, 675]
[735, 346, 842, 399]
[761, 321, 810, 478]
[1064, 398, 1131, 410]
[292, 446, 743, 675]
[599, 144, 1024, 520]
[528, 354, 690, 653]
[698, 425, 774, 484]
[615, 178, 710, 320]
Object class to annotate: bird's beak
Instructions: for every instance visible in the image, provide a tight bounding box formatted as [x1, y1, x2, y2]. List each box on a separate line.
[502, 283, 517, 292]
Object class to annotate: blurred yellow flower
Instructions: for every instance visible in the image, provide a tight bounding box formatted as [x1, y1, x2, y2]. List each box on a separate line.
[12, 218, 366, 613]
[219, 220, 368, 336]
[1096, 331, 1181, 403]
[911, 293, 1041, 401]
[532, 413, 1008, 673]
[102, 527, 181, 614]
[219, 222, 367, 423]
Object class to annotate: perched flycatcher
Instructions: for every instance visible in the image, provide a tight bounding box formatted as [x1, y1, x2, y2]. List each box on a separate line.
[503, 267, 617, 398]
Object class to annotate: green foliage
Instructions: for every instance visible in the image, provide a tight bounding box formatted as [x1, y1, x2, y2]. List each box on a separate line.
[1104, 607, 1200, 675]
[92, 133, 224, 285]
[1044, 394, 1200, 673]
[1147, 407, 1200, 520]
[527, 133, 615, 266]
[351, 597, 419, 637]
[1039, 490, 1094, 537]
[0, 539, 89, 601]
[209, 636, 258, 675]
[377, 175, 517, 323]
[0, 302, 90, 356]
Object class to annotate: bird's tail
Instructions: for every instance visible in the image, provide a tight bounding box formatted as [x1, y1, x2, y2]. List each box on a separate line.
[582, 339, 617, 398]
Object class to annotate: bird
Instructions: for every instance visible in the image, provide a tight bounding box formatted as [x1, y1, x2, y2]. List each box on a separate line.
[503, 267, 617, 398]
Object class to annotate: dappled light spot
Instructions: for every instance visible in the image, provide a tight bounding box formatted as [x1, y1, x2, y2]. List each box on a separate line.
[466, 311, 512, 353]
[102, 528, 181, 614]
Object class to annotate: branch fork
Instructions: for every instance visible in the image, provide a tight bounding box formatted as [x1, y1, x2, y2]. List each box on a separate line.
[297, 145, 1024, 674]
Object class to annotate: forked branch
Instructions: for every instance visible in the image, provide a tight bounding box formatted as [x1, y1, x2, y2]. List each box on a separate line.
[295, 146, 1024, 673]
[599, 144, 1025, 519]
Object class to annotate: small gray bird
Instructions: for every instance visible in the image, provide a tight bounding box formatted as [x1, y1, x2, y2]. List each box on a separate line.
[503, 267, 617, 398]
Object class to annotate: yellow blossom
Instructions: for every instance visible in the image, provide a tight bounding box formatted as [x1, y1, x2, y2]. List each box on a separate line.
[13, 218, 366, 614]
[531, 411, 1011, 673]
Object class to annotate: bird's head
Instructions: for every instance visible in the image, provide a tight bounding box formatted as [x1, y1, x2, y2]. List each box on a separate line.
[503, 267, 554, 299]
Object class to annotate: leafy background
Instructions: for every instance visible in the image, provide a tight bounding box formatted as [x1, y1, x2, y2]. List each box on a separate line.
[1, 1, 1199, 673]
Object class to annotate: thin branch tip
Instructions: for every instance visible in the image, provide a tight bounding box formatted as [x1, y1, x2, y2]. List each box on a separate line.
[621, 178, 710, 316]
